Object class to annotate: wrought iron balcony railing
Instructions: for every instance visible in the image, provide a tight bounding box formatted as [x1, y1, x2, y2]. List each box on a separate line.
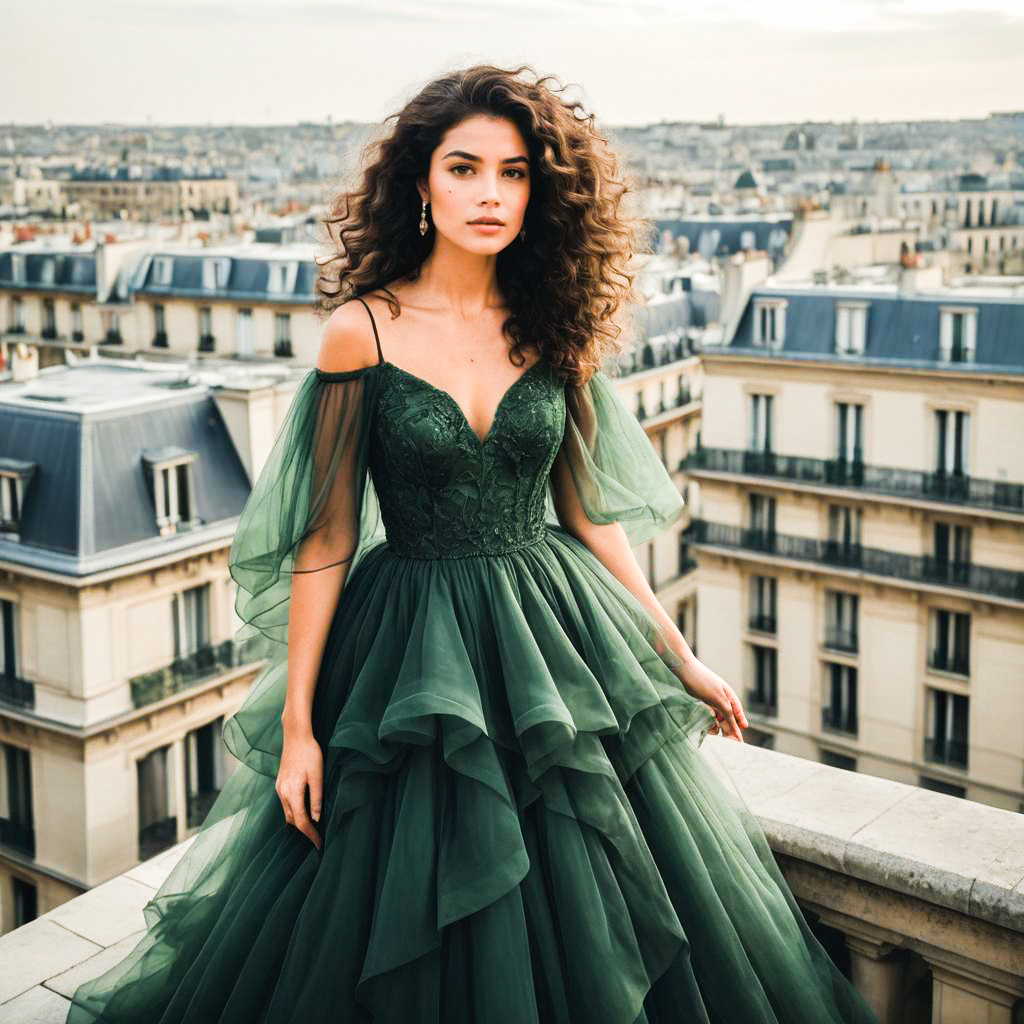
[128, 637, 265, 709]
[683, 519, 1024, 603]
[681, 446, 1024, 515]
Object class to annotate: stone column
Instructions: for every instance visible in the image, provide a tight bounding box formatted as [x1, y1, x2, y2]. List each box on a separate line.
[923, 951, 1023, 1024]
[171, 736, 188, 842]
[812, 909, 907, 1024]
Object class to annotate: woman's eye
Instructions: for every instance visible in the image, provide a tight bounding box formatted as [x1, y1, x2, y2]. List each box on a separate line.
[449, 165, 527, 179]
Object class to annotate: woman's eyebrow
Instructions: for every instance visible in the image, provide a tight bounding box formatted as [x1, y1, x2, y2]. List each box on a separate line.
[442, 149, 529, 165]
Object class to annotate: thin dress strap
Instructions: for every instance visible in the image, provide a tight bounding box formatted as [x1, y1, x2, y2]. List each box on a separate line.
[352, 295, 384, 365]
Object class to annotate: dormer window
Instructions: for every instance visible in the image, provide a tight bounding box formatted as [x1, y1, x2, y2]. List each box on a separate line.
[939, 307, 977, 364]
[39, 258, 56, 286]
[752, 298, 786, 347]
[0, 459, 36, 537]
[142, 448, 200, 535]
[10, 253, 25, 284]
[153, 256, 174, 287]
[201, 257, 230, 292]
[267, 261, 298, 296]
[835, 301, 868, 355]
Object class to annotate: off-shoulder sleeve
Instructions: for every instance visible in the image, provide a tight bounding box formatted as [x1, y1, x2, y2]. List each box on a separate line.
[550, 367, 685, 545]
[224, 366, 385, 776]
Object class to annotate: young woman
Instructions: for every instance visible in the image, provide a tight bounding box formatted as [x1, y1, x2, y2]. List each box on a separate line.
[68, 64, 879, 1024]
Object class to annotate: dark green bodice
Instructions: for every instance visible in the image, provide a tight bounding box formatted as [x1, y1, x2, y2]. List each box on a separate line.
[368, 360, 565, 560]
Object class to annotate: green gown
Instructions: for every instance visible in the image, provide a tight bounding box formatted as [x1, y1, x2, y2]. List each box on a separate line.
[66, 298, 880, 1024]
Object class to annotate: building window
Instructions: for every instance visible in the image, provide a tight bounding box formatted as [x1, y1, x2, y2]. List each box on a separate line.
[929, 521, 971, 585]
[39, 258, 56, 286]
[822, 662, 857, 735]
[201, 256, 230, 292]
[934, 409, 969, 476]
[0, 741, 35, 858]
[267, 261, 298, 296]
[236, 308, 253, 356]
[748, 575, 776, 633]
[928, 607, 970, 676]
[42, 298, 56, 338]
[137, 744, 177, 860]
[172, 583, 211, 660]
[274, 312, 292, 357]
[825, 504, 862, 566]
[825, 590, 858, 653]
[835, 302, 868, 355]
[920, 776, 966, 798]
[748, 393, 773, 452]
[198, 306, 214, 351]
[939, 308, 977, 363]
[10, 253, 25, 284]
[0, 460, 35, 537]
[752, 299, 786, 347]
[143, 450, 199, 535]
[71, 302, 83, 340]
[185, 716, 232, 828]
[12, 875, 38, 927]
[153, 256, 174, 287]
[835, 401, 863, 461]
[821, 749, 857, 772]
[924, 688, 968, 770]
[153, 303, 167, 347]
[747, 644, 777, 715]
[10, 297, 24, 332]
[748, 493, 776, 548]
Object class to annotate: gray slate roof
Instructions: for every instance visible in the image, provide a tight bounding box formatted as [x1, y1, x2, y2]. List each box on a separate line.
[0, 364, 253, 576]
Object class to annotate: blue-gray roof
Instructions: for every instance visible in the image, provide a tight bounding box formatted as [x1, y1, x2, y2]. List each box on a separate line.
[728, 288, 1024, 374]
[0, 251, 97, 293]
[0, 365, 253, 575]
[652, 218, 793, 260]
[130, 252, 315, 305]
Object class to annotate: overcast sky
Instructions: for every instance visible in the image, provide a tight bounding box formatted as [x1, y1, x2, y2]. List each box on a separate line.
[3, 0, 1022, 127]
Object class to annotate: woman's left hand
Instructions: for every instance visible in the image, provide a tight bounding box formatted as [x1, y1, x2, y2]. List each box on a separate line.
[674, 656, 749, 742]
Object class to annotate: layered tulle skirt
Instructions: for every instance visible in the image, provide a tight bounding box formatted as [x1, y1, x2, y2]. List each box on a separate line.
[66, 526, 878, 1024]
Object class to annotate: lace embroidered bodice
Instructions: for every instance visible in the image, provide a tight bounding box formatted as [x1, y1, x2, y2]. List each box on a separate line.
[365, 359, 565, 560]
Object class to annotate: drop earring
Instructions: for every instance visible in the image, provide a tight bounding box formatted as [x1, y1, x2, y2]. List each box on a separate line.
[419, 199, 428, 236]
[519, 226, 527, 241]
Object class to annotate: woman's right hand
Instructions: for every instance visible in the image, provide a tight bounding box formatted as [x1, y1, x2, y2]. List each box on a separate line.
[276, 728, 323, 851]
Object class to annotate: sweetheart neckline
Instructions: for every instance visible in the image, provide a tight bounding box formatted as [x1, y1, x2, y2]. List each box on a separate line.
[382, 358, 545, 448]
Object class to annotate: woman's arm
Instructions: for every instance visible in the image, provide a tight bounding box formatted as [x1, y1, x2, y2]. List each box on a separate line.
[549, 443, 749, 741]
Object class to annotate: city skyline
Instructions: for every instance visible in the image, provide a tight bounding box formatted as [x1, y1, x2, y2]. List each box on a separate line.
[2, 0, 1022, 127]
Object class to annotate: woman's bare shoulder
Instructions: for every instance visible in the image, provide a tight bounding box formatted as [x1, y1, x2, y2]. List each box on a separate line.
[316, 300, 382, 374]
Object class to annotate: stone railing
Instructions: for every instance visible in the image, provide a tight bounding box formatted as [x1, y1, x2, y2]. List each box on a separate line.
[0, 739, 1021, 1022]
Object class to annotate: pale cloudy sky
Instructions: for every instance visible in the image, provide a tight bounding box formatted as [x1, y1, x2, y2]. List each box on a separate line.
[3, 0, 1022, 126]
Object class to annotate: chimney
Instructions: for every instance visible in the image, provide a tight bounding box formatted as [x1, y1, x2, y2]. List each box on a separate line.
[11, 341, 40, 383]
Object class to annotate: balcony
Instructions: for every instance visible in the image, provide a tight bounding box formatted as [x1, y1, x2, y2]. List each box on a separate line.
[0, 672, 35, 710]
[748, 612, 777, 634]
[824, 626, 859, 653]
[745, 687, 777, 716]
[684, 518, 1024, 604]
[2, 740, 1021, 1020]
[822, 705, 858, 735]
[924, 736, 969, 771]
[681, 445, 1024, 516]
[128, 638, 264, 709]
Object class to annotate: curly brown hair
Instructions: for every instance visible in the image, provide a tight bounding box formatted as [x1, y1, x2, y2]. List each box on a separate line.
[314, 63, 653, 387]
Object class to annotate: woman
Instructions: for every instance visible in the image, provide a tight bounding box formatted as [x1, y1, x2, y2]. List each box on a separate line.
[67, 64, 879, 1023]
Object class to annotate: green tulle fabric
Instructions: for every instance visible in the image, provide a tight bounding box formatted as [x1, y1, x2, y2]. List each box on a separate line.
[66, 349, 879, 1023]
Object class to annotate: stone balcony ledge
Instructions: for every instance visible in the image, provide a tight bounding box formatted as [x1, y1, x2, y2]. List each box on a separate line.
[1, 738, 1022, 1022]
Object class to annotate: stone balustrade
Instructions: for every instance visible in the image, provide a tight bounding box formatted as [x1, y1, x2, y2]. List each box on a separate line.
[0, 737, 1021, 1022]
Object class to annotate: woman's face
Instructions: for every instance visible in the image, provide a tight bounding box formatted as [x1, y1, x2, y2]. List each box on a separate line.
[418, 114, 531, 255]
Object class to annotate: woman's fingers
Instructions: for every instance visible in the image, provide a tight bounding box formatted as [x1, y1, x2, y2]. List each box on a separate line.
[276, 776, 322, 850]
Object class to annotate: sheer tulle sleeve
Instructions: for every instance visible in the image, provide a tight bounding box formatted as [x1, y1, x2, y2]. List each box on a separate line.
[224, 365, 384, 776]
[550, 367, 685, 545]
